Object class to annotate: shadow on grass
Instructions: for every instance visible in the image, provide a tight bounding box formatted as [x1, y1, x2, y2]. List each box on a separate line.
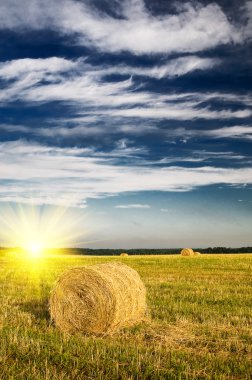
[19, 298, 50, 321]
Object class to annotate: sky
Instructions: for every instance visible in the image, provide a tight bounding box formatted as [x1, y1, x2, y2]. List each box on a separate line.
[0, 0, 252, 248]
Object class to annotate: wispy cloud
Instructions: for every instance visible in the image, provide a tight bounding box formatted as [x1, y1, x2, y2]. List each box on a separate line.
[1, 140, 252, 206]
[115, 204, 151, 209]
[140, 152, 246, 166]
[0, 0, 250, 54]
[237, 199, 252, 203]
[92, 56, 220, 79]
[0, 58, 250, 122]
[207, 125, 252, 140]
[0, 57, 78, 79]
[0, 124, 31, 133]
[163, 125, 252, 142]
[108, 106, 251, 120]
[0, 58, 148, 106]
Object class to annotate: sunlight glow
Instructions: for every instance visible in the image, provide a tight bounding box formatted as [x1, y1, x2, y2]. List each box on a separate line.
[26, 241, 44, 258]
[0, 203, 88, 258]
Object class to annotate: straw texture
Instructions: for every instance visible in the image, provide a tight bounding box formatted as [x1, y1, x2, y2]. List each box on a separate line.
[50, 262, 146, 335]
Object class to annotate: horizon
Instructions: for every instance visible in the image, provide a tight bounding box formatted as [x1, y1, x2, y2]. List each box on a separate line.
[2, 245, 252, 251]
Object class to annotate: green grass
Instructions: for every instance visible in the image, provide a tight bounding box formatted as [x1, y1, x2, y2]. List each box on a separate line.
[0, 251, 252, 379]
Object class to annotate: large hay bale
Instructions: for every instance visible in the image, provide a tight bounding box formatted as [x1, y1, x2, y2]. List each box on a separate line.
[181, 248, 194, 256]
[120, 253, 129, 257]
[49, 262, 146, 335]
[194, 251, 201, 256]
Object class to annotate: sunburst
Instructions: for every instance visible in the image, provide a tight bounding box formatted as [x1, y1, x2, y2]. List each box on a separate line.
[0, 202, 88, 258]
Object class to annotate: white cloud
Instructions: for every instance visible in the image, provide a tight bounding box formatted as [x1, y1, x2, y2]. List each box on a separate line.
[115, 204, 151, 209]
[160, 208, 169, 212]
[191, 150, 246, 161]
[0, 124, 31, 133]
[0, 140, 252, 206]
[93, 56, 220, 79]
[0, 0, 247, 54]
[0, 56, 220, 84]
[107, 106, 251, 120]
[38, 125, 106, 138]
[147, 56, 220, 78]
[163, 125, 252, 142]
[0, 58, 150, 107]
[0, 57, 77, 79]
[0, 122, 151, 139]
[0, 58, 250, 121]
[207, 125, 252, 140]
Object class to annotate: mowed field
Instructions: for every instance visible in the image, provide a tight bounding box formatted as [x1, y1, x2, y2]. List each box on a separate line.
[0, 251, 251, 380]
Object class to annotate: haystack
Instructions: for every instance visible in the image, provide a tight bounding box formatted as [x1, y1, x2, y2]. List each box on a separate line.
[49, 262, 146, 335]
[120, 253, 129, 257]
[194, 251, 201, 256]
[181, 248, 194, 256]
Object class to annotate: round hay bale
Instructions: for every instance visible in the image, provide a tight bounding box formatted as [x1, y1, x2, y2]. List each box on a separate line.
[193, 251, 201, 256]
[120, 253, 129, 257]
[49, 262, 146, 335]
[181, 248, 194, 256]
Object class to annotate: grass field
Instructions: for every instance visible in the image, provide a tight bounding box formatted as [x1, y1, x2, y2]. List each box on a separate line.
[0, 251, 251, 380]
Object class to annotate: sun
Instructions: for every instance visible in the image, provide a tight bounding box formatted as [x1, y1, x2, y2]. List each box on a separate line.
[26, 241, 44, 258]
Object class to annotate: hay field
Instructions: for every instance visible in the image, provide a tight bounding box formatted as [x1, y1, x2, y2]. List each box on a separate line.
[0, 251, 251, 380]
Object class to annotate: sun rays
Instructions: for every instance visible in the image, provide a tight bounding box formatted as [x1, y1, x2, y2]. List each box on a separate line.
[0, 202, 88, 257]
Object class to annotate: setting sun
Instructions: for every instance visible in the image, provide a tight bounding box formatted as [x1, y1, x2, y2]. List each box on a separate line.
[26, 241, 44, 258]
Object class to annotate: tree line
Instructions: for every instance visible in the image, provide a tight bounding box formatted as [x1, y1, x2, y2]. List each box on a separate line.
[51, 247, 252, 255]
[1, 246, 252, 255]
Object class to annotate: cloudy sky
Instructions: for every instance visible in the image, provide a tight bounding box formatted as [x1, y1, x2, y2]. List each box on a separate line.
[0, 0, 252, 248]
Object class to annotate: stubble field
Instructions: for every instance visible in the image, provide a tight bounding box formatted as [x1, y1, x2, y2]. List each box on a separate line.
[0, 251, 251, 380]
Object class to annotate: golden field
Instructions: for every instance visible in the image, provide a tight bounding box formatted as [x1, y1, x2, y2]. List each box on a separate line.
[0, 250, 251, 379]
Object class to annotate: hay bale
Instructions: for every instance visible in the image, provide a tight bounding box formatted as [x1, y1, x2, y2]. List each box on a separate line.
[120, 253, 129, 257]
[194, 251, 201, 256]
[181, 248, 194, 256]
[49, 262, 146, 335]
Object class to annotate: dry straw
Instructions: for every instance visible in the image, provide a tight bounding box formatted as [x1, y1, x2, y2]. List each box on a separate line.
[181, 248, 194, 256]
[193, 251, 201, 256]
[49, 262, 146, 335]
[120, 253, 129, 257]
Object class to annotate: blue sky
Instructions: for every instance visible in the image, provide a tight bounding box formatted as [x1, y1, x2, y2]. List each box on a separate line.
[0, 0, 252, 248]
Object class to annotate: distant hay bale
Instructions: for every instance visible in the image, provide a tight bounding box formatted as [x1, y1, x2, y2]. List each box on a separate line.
[181, 248, 194, 256]
[120, 253, 129, 257]
[194, 251, 201, 256]
[49, 262, 146, 335]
